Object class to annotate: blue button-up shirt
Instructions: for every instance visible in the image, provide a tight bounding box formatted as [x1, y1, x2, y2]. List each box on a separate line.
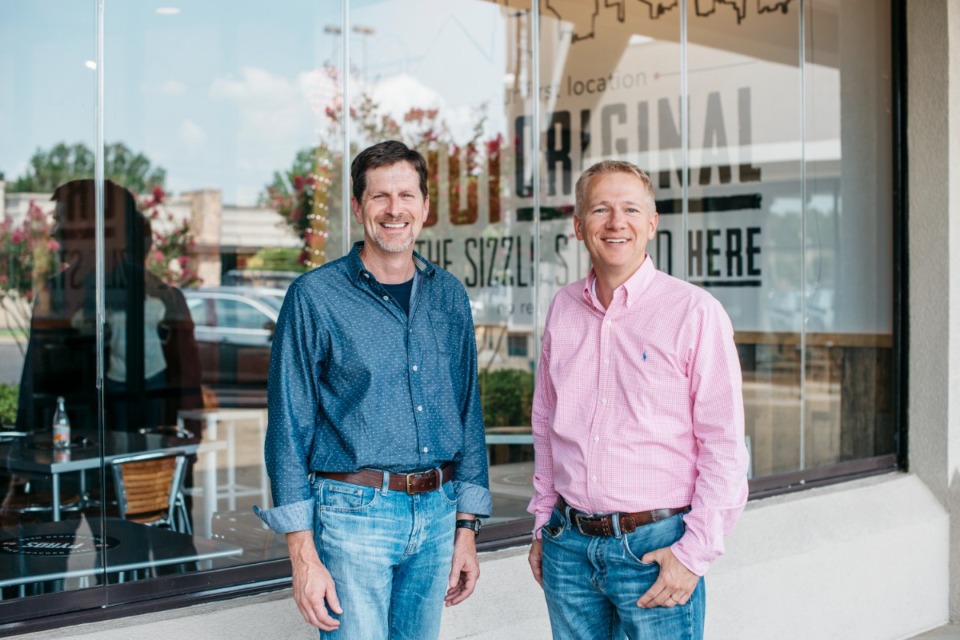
[255, 242, 491, 533]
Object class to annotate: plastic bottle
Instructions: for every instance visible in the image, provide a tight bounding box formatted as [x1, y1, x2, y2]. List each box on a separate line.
[52, 396, 71, 449]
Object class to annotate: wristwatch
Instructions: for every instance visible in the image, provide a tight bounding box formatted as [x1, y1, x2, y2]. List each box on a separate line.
[455, 519, 482, 538]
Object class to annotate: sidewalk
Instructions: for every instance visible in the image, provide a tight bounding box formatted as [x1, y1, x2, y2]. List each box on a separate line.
[909, 624, 960, 639]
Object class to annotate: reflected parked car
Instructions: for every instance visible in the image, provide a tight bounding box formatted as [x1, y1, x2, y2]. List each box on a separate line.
[222, 269, 299, 290]
[183, 287, 285, 407]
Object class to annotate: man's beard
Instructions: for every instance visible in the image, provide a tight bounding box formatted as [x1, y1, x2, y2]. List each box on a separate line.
[371, 225, 414, 253]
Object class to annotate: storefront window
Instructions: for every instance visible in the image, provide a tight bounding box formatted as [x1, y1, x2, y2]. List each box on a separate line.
[0, 0, 896, 626]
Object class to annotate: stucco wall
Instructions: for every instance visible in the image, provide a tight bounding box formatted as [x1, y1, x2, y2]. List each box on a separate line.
[13, 474, 948, 640]
[907, 0, 960, 622]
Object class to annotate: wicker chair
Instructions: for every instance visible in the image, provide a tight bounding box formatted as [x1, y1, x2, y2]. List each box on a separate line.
[109, 450, 191, 534]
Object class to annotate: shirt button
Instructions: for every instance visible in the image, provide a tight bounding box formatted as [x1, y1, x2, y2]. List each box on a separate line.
[594, 436, 600, 442]
[362, 272, 369, 278]
[417, 405, 423, 412]
[605, 320, 612, 327]
[601, 399, 607, 405]
[412, 365, 418, 372]
[591, 476, 597, 482]
[422, 447, 429, 453]
[603, 359, 610, 365]
[382, 295, 390, 301]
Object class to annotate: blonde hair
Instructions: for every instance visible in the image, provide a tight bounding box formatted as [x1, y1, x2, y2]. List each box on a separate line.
[574, 160, 656, 219]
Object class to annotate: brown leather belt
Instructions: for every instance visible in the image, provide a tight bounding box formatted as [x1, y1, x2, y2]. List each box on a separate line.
[558, 496, 689, 537]
[317, 463, 453, 494]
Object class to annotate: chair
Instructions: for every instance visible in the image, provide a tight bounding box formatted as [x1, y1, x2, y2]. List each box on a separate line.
[0, 475, 81, 526]
[110, 450, 191, 534]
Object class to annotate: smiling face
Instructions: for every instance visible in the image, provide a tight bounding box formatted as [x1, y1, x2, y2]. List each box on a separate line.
[574, 170, 658, 285]
[352, 161, 430, 258]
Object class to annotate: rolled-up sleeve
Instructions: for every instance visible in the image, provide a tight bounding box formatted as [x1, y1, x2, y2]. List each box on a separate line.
[253, 499, 313, 533]
[453, 288, 492, 517]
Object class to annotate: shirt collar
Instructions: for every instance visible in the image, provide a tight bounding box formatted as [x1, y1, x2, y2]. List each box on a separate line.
[582, 254, 657, 309]
[347, 241, 436, 285]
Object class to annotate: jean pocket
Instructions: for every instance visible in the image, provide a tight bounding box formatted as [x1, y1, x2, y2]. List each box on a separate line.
[621, 514, 685, 566]
[318, 479, 380, 512]
[539, 508, 567, 541]
[440, 481, 458, 506]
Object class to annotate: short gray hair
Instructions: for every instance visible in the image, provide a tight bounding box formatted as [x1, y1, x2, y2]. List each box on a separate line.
[574, 160, 656, 219]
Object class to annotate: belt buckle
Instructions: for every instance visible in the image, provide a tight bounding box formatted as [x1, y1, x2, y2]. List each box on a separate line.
[575, 514, 602, 536]
[404, 470, 429, 494]
[404, 472, 419, 494]
[404, 468, 441, 494]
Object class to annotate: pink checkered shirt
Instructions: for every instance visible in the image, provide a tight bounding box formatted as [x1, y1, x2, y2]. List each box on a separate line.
[527, 256, 749, 576]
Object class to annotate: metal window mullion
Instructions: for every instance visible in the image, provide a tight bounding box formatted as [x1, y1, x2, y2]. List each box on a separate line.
[799, 0, 807, 471]
[680, 0, 689, 281]
[95, 0, 105, 396]
[341, 0, 351, 257]
[94, 0, 108, 597]
[532, 0, 541, 364]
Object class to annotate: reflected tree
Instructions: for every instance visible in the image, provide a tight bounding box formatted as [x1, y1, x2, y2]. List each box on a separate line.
[0, 187, 198, 356]
[0, 201, 57, 354]
[262, 65, 501, 270]
[8, 142, 167, 195]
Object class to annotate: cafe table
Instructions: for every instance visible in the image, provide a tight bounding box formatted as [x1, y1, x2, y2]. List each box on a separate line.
[0, 430, 206, 522]
[0, 517, 244, 599]
[176, 408, 269, 511]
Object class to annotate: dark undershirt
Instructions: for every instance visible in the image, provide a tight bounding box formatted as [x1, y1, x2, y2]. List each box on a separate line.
[381, 277, 414, 316]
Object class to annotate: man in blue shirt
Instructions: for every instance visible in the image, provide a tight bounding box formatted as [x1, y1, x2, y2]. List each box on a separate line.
[255, 140, 491, 639]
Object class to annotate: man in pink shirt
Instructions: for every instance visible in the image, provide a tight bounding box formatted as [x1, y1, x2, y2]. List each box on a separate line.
[527, 160, 749, 639]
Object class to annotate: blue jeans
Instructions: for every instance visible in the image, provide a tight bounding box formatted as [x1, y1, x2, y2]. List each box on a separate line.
[541, 506, 705, 640]
[313, 475, 457, 640]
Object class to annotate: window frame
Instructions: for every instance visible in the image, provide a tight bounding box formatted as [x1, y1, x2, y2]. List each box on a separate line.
[0, 0, 907, 633]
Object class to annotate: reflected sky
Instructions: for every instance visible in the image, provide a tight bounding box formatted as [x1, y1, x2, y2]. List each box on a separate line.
[0, 0, 508, 205]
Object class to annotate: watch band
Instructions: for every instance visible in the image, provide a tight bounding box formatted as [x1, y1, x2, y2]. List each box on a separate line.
[455, 519, 481, 537]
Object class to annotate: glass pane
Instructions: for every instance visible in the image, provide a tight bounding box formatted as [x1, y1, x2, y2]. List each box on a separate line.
[686, 0, 804, 478]
[343, 0, 535, 524]
[532, 2, 683, 509]
[0, 0, 109, 607]
[92, 0, 347, 588]
[0, 0, 898, 623]
[803, 0, 894, 467]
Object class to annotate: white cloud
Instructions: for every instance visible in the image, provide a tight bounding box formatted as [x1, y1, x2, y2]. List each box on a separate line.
[209, 67, 301, 109]
[367, 74, 485, 144]
[141, 79, 187, 96]
[299, 68, 340, 117]
[178, 119, 207, 146]
[208, 67, 322, 175]
[159, 79, 186, 95]
[369, 73, 443, 116]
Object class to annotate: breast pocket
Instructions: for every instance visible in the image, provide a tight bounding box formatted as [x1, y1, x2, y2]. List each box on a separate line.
[429, 310, 464, 355]
[633, 342, 688, 403]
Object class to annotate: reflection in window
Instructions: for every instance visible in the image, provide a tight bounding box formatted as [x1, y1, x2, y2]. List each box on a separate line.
[0, 0, 896, 624]
[185, 298, 209, 327]
[214, 299, 271, 332]
[507, 335, 529, 358]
